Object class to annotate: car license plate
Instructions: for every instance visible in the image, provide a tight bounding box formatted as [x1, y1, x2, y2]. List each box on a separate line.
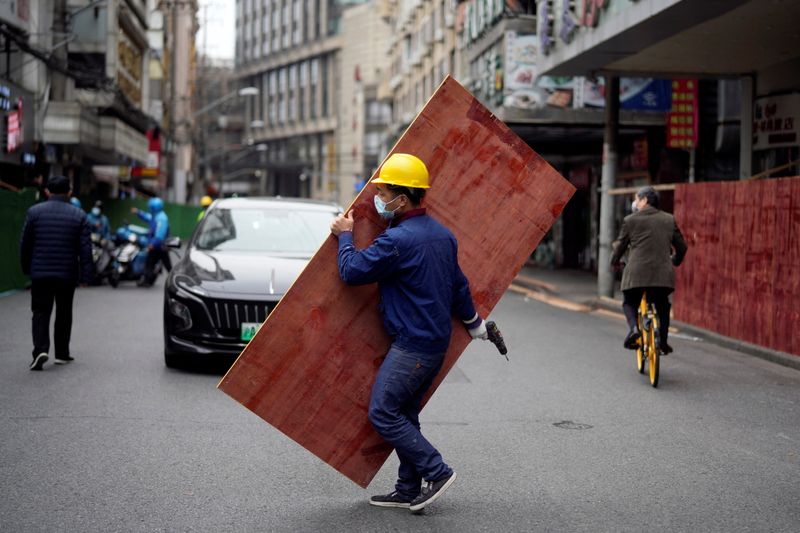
[240, 322, 261, 342]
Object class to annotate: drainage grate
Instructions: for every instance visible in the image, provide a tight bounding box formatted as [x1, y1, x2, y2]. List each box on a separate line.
[553, 420, 593, 430]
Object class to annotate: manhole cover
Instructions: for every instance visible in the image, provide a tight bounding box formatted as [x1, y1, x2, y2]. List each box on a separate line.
[553, 420, 593, 430]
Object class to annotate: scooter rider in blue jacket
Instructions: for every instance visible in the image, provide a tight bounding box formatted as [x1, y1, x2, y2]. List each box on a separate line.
[86, 200, 111, 241]
[131, 197, 171, 287]
[330, 153, 490, 514]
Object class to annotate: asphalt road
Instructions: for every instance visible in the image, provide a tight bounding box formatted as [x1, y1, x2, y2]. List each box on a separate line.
[1, 277, 798, 532]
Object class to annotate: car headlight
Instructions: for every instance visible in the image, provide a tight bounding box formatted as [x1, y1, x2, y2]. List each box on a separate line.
[168, 297, 193, 331]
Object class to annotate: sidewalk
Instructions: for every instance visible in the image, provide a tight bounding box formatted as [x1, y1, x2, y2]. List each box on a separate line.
[513, 264, 800, 372]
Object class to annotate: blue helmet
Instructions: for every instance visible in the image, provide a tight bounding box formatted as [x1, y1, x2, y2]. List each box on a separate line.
[148, 197, 164, 213]
[70, 197, 82, 209]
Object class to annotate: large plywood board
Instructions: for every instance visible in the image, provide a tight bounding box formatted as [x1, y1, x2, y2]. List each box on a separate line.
[673, 176, 800, 358]
[218, 76, 575, 487]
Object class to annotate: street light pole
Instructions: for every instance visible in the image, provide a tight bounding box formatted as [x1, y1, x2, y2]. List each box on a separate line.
[190, 86, 259, 199]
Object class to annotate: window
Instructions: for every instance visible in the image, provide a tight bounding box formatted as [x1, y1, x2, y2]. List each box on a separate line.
[292, 0, 302, 46]
[321, 57, 329, 117]
[310, 58, 319, 119]
[299, 61, 308, 87]
[282, 4, 290, 48]
[272, 7, 280, 50]
[364, 132, 380, 156]
[196, 208, 335, 254]
[270, 71, 278, 95]
[279, 67, 287, 91]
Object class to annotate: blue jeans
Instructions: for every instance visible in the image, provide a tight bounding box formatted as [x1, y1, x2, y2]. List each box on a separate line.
[368, 344, 452, 499]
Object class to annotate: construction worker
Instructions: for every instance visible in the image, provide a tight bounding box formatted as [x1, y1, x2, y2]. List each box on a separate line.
[197, 195, 213, 222]
[330, 153, 489, 514]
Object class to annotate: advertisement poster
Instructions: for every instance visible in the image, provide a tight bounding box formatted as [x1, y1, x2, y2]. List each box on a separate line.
[503, 32, 671, 112]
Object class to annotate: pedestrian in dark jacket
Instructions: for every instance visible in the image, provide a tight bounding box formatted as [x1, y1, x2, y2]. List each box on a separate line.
[611, 186, 688, 354]
[20, 176, 93, 370]
[330, 153, 489, 514]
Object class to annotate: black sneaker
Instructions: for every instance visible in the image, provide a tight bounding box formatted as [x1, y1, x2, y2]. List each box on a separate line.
[54, 356, 75, 365]
[623, 330, 641, 350]
[30, 352, 48, 371]
[409, 471, 457, 513]
[369, 491, 413, 509]
[661, 342, 673, 355]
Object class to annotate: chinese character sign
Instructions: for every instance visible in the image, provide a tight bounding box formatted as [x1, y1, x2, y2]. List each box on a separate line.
[667, 79, 698, 149]
[753, 93, 800, 151]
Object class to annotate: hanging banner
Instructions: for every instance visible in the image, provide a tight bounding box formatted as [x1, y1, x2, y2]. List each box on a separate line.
[666, 79, 698, 149]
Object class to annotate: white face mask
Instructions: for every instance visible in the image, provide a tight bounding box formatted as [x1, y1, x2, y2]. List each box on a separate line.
[373, 194, 404, 219]
[631, 200, 638, 213]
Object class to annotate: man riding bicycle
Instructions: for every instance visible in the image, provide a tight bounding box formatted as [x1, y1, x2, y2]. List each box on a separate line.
[611, 186, 688, 354]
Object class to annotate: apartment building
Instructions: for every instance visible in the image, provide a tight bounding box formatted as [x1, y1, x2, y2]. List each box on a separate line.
[382, 0, 458, 145]
[235, 0, 346, 199]
[336, 1, 392, 207]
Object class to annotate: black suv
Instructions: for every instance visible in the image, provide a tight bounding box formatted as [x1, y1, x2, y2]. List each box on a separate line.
[163, 197, 340, 367]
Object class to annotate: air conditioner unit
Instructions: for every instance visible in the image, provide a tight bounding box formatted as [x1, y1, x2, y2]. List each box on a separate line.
[389, 74, 403, 91]
[434, 28, 444, 42]
[444, 11, 454, 29]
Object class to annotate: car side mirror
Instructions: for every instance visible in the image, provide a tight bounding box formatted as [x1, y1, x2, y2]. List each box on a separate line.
[166, 236, 183, 260]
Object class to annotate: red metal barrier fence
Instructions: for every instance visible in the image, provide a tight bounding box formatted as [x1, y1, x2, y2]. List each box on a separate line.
[673, 177, 800, 358]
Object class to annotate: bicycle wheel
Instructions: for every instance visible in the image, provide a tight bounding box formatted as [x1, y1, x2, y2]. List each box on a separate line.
[635, 310, 645, 373]
[647, 310, 660, 388]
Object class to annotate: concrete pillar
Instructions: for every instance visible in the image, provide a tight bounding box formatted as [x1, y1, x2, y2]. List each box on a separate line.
[739, 75, 753, 179]
[597, 76, 619, 298]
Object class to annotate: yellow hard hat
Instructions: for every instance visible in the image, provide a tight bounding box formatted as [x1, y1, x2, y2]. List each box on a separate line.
[200, 195, 213, 207]
[371, 153, 430, 189]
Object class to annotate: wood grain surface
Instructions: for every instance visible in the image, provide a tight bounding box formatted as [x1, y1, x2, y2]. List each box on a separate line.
[673, 177, 800, 358]
[218, 76, 575, 487]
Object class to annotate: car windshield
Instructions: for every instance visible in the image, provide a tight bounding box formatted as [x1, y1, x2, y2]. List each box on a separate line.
[195, 207, 335, 254]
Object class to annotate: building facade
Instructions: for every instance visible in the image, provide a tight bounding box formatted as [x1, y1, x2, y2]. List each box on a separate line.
[381, 0, 458, 145]
[235, 0, 350, 200]
[0, 1, 196, 201]
[161, 0, 198, 203]
[336, 1, 392, 207]
[536, 0, 800, 181]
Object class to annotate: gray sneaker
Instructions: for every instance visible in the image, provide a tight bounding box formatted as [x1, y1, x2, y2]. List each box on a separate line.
[30, 352, 48, 371]
[409, 471, 457, 513]
[369, 491, 413, 508]
[54, 356, 75, 365]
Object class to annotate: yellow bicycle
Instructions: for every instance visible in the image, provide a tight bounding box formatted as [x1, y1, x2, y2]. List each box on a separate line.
[635, 291, 660, 387]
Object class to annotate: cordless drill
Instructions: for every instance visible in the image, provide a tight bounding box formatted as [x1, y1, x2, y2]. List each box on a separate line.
[485, 321, 508, 361]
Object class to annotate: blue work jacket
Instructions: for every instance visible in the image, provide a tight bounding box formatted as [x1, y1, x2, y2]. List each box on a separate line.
[337, 209, 478, 354]
[136, 210, 170, 248]
[86, 212, 111, 240]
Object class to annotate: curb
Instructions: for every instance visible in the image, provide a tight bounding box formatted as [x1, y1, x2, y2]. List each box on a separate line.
[585, 296, 800, 372]
[514, 273, 800, 372]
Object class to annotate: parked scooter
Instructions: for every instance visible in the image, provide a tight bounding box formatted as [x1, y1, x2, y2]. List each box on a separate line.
[112, 223, 154, 284]
[91, 232, 120, 287]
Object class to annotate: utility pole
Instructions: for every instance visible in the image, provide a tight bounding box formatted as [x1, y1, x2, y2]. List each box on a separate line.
[597, 75, 619, 298]
[51, 0, 67, 101]
[167, 1, 178, 201]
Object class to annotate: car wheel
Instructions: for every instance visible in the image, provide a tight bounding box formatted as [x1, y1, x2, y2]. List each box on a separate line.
[164, 350, 181, 369]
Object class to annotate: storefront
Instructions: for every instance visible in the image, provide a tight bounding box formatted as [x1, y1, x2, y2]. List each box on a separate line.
[0, 80, 38, 190]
